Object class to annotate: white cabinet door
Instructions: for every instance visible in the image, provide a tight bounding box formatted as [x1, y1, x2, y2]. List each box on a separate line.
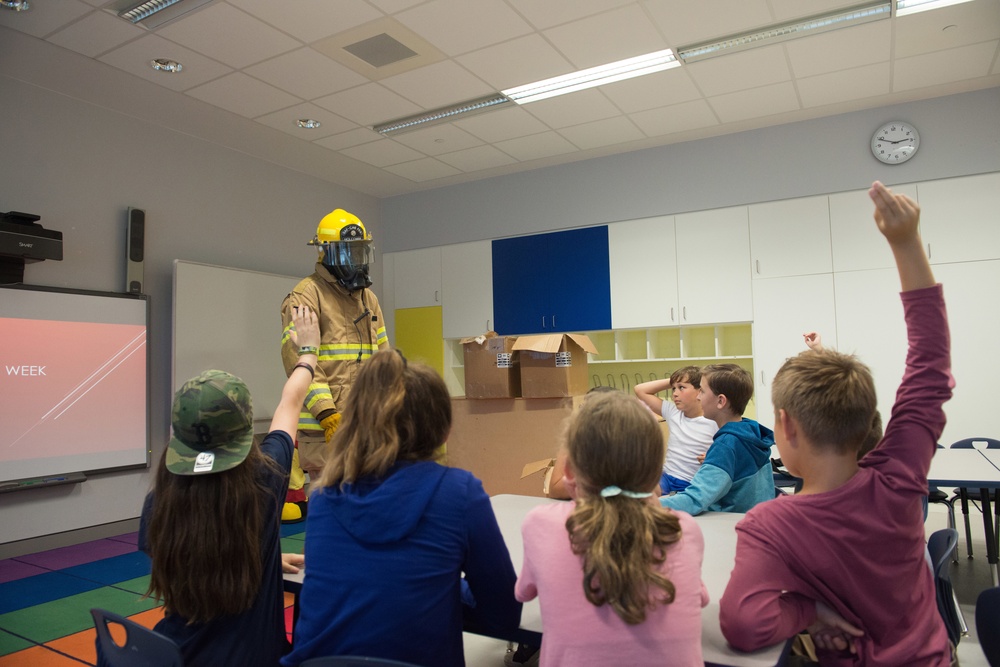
[834, 268, 907, 424]
[391, 247, 442, 309]
[751, 274, 838, 430]
[933, 260, 1000, 446]
[441, 240, 493, 339]
[609, 215, 679, 329]
[917, 172, 1000, 265]
[749, 195, 833, 279]
[830, 184, 917, 273]
[381, 253, 396, 347]
[675, 207, 753, 325]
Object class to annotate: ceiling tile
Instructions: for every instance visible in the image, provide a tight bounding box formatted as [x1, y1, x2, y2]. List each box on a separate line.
[0, 0, 91, 38]
[685, 44, 791, 97]
[156, 3, 300, 69]
[315, 128, 382, 151]
[601, 67, 701, 113]
[99, 33, 233, 92]
[229, 0, 383, 44]
[368, 0, 425, 13]
[379, 60, 494, 109]
[893, 41, 999, 92]
[507, 0, 634, 30]
[436, 145, 518, 171]
[395, 0, 533, 56]
[707, 81, 800, 123]
[542, 4, 668, 69]
[314, 83, 422, 126]
[391, 124, 484, 155]
[494, 131, 579, 161]
[629, 98, 718, 137]
[797, 62, 890, 108]
[785, 21, 891, 78]
[895, 0, 1000, 59]
[453, 105, 551, 142]
[522, 88, 622, 129]
[643, 0, 773, 47]
[254, 102, 358, 139]
[185, 71, 301, 118]
[47, 10, 144, 59]
[245, 48, 368, 100]
[456, 34, 573, 90]
[559, 115, 645, 150]
[383, 157, 461, 182]
[340, 138, 426, 166]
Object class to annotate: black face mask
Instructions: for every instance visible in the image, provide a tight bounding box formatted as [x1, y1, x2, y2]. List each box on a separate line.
[328, 263, 372, 292]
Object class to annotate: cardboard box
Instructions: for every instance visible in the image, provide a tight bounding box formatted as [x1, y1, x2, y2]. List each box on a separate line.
[461, 332, 520, 398]
[521, 458, 557, 495]
[512, 333, 598, 398]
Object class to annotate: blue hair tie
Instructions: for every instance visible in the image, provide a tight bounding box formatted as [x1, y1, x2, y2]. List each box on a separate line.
[600, 485, 653, 499]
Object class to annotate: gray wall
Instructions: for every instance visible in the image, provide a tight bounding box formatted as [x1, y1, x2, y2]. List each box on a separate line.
[381, 87, 1000, 252]
[0, 74, 379, 546]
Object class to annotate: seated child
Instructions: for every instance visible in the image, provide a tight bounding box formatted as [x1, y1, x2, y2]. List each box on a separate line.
[282, 349, 521, 667]
[719, 181, 952, 665]
[660, 364, 774, 515]
[634, 366, 719, 493]
[516, 391, 708, 666]
[129, 305, 320, 667]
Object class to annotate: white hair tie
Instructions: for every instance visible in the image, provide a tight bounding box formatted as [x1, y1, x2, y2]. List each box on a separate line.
[600, 485, 653, 499]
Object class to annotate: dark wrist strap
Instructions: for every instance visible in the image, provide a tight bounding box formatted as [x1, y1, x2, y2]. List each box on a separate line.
[293, 362, 315, 379]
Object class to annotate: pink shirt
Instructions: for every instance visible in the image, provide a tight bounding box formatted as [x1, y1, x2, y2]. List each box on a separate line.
[516, 501, 708, 667]
[720, 285, 953, 666]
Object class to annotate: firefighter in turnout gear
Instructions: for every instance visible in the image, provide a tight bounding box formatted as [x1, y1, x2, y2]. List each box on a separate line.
[279, 209, 388, 522]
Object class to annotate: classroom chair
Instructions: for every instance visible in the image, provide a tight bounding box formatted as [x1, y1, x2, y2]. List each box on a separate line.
[90, 607, 183, 667]
[926, 529, 966, 647]
[300, 658, 423, 667]
[976, 586, 1000, 667]
[948, 438, 1000, 559]
[928, 444, 959, 562]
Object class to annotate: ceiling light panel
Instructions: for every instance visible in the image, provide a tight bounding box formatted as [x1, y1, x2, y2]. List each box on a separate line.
[896, 0, 975, 16]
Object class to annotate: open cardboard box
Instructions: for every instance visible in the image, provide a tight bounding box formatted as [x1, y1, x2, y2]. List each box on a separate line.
[512, 333, 598, 398]
[460, 331, 520, 398]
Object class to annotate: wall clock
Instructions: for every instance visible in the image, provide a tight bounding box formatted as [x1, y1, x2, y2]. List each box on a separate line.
[871, 121, 920, 164]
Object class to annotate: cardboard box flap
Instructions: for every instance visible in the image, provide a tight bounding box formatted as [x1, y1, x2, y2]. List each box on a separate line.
[460, 330, 500, 346]
[512, 333, 596, 354]
[520, 458, 556, 478]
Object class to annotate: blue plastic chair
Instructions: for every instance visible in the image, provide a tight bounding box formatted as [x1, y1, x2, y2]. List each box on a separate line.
[976, 586, 1000, 667]
[949, 438, 1000, 559]
[91, 608, 183, 667]
[927, 528, 966, 646]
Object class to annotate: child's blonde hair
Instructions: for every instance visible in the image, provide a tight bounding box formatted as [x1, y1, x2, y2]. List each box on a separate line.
[565, 392, 682, 625]
[771, 349, 877, 454]
[316, 348, 451, 489]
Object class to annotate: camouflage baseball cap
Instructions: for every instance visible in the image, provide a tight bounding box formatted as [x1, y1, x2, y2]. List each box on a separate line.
[166, 370, 254, 475]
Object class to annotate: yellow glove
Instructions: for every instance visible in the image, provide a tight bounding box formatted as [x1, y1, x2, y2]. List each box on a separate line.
[321, 413, 341, 442]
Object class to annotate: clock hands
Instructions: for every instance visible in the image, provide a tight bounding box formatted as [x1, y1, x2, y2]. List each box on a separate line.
[878, 137, 913, 144]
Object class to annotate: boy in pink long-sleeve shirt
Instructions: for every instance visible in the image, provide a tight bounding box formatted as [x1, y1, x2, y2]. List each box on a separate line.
[719, 181, 954, 666]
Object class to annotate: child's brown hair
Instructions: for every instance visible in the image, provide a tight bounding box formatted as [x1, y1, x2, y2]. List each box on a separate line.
[669, 365, 702, 388]
[701, 363, 754, 416]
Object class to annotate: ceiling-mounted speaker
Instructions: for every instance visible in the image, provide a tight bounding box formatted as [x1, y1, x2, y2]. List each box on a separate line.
[126, 208, 145, 295]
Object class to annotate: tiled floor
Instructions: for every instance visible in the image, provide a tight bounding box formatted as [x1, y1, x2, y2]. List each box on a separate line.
[0, 503, 993, 667]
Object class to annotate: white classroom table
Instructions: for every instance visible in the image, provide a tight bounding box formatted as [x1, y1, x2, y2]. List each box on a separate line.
[284, 494, 788, 666]
[927, 448, 1000, 585]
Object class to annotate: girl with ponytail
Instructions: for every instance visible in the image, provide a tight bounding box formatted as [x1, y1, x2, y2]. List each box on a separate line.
[515, 391, 708, 666]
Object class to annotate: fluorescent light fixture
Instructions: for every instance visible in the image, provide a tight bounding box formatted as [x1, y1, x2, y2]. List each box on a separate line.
[114, 0, 215, 28]
[678, 2, 891, 63]
[373, 94, 512, 136]
[502, 49, 680, 104]
[896, 0, 974, 16]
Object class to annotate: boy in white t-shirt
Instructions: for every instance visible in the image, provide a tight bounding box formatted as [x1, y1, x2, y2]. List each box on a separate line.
[635, 367, 719, 493]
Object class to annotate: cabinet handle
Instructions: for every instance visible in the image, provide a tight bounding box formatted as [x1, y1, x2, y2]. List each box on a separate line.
[435, 290, 439, 302]
[670, 307, 675, 322]
[755, 259, 761, 275]
[760, 371, 767, 387]
[927, 243, 932, 260]
[542, 316, 546, 329]
[552, 315, 556, 328]
[486, 319, 491, 331]
[682, 306, 687, 321]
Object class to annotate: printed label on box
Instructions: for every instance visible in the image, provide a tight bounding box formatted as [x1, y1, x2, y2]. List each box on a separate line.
[496, 353, 512, 369]
[555, 351, 572, 368]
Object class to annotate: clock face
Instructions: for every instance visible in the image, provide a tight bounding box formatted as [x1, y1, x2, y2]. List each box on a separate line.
[871, 122, 920, 164]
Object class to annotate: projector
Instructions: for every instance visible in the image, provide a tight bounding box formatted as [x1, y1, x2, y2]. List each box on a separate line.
[0, 211, 63, 262]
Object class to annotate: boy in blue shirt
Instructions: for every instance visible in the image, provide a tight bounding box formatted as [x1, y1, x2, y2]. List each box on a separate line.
[661, 363, 774, 515]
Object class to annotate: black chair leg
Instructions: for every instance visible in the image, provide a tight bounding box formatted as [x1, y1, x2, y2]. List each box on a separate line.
[960, 489, 974, 558]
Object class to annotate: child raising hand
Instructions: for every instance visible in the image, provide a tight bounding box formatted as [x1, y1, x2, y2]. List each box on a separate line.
[516, 391, 708, 666]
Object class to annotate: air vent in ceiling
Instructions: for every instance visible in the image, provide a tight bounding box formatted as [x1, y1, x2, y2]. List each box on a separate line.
[312, 16, 445, 81]
[343, 33, 418, 69]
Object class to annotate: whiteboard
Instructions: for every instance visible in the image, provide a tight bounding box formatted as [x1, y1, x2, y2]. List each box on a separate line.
[172, 261, 300, 424]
